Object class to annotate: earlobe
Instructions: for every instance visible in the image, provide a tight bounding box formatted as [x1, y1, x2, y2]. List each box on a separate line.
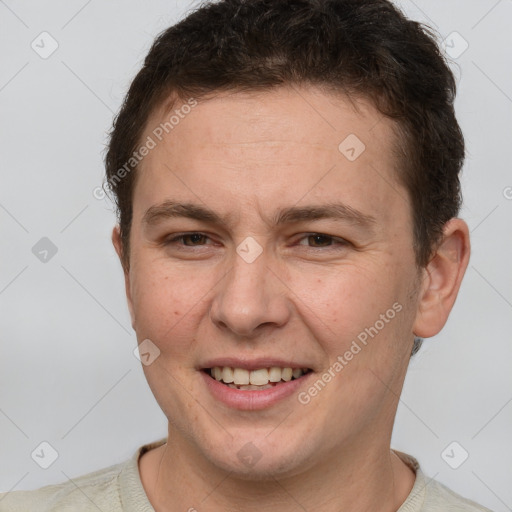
[111, 226, 136, 330]
[412, 218, 470, 338]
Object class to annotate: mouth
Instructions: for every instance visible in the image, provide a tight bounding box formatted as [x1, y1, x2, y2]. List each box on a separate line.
[202, 366, 313, 391]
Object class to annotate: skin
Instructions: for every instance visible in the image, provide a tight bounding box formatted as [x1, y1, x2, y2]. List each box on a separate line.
[112, 86, 470, 512]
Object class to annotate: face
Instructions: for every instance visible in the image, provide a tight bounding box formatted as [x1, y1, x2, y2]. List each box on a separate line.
[117, 86, 424, 478]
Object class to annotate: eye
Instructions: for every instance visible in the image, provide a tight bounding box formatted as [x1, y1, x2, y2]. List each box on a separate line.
[162, 232, 349, 251]
[296, 233, 348, 249]
[165, 232, 212, 247]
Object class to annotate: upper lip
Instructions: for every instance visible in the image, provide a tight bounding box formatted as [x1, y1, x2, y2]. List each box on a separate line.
[200, 358, 312, 371]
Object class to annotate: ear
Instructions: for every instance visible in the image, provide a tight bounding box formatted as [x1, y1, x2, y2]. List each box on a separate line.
[111, 225, 136, 330]
[413, 218, 470, 338]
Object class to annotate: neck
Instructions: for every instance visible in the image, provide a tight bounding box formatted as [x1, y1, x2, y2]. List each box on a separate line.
[140, 427, 415, 512]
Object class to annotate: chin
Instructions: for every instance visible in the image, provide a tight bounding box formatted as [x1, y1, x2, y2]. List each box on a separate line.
[198, 430, 318, 481]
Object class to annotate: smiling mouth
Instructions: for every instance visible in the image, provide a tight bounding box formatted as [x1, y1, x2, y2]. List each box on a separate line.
[203, 366, 312, 390]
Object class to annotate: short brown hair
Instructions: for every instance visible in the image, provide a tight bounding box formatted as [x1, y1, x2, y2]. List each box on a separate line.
[105, 0, 464, 276]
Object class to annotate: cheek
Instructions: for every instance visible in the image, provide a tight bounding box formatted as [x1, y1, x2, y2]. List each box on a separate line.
[288, 260, 401, 337]
[129, 258, 212, 354]
[295, 264, 415, 394]
[129, 245, 414, 362]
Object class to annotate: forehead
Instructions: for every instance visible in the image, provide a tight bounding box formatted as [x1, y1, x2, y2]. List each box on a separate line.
[132, 86, 408, 230]
[146, 87, 393, 154]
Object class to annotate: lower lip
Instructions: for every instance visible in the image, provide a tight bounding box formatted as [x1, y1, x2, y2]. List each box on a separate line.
[201, 371, 312, 411]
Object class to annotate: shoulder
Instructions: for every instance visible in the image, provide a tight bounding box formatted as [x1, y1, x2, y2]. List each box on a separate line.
[0, 439, 166, 512]
[0, 460, 126, 512]
[394, 450, 494, 512]
[424, 477, 494, 512]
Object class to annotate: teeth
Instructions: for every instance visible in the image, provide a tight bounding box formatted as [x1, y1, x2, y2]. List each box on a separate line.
[221, 366, 234, 383]
[241, 384, 273, 390]
[250, 368, 269, 385]
[281, 368, 293, 381]
[210, 366, 307, 387]
[233, 368, 250, 385]
[268, 367, 282, 382]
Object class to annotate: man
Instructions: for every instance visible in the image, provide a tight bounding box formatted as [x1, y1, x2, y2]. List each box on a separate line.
[0, 0, 493, 510]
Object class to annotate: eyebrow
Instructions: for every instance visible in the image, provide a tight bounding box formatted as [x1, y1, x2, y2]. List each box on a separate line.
[142, 200, 377, 232]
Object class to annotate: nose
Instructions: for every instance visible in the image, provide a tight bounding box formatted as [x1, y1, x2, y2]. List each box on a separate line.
[209, 247, 291, 338]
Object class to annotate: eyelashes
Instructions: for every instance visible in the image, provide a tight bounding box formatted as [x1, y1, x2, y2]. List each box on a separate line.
[166, 233, 210, 246]
[164, 232, 349, 250]
[296, 233, 348, 249]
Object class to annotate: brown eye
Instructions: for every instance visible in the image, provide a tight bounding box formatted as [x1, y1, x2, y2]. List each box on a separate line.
[180, 233, 208, 246]
[307, 234, 334, 247]
[165, 233, 211, 246]
[296, 233, 348, 249]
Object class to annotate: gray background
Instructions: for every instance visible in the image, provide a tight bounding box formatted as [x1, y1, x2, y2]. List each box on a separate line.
[1, 1, 511, 510]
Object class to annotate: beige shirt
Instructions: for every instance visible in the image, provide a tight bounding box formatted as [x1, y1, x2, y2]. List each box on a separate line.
[0, 438, 493, 511]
